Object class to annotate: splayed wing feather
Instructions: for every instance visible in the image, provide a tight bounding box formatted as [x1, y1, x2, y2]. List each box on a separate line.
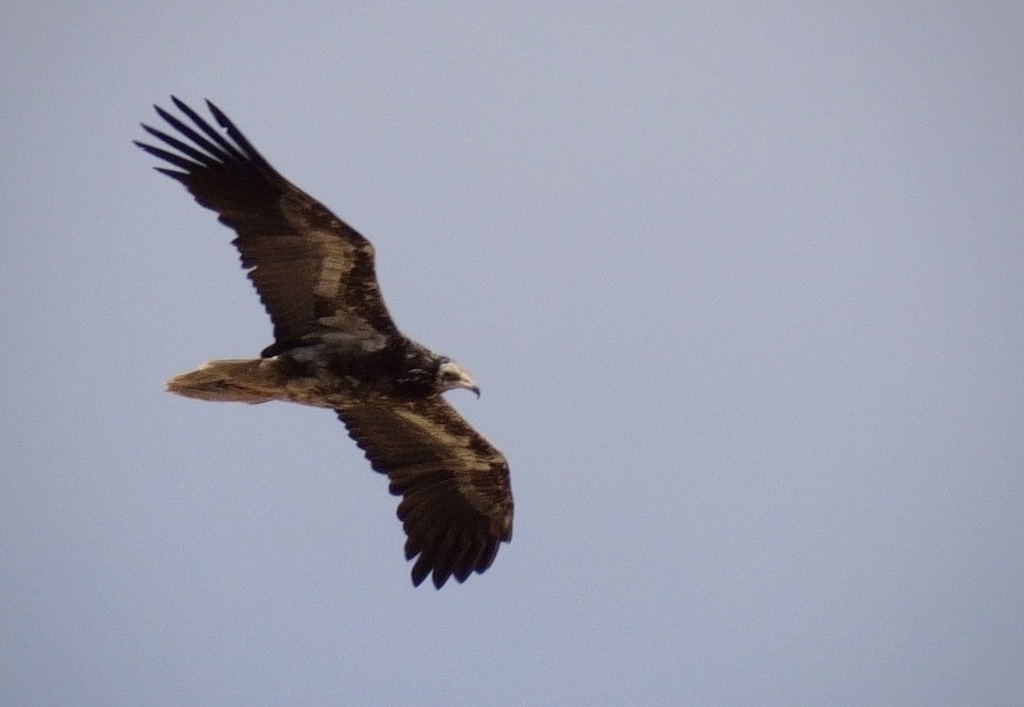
[336, 397, 513, 588]
[135, 97, 399, 348]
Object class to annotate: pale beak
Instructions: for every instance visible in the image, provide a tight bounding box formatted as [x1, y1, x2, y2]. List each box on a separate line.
[439, 360, 480, 397]
[462, 374, 481, 398]
[458, 370, 481, 398]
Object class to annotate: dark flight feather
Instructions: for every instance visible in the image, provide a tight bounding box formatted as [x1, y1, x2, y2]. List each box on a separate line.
[334, 397, 512, 588]
[136, 97, 398, 350]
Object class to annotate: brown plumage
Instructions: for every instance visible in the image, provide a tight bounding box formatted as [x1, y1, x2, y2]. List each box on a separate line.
[137, 97, 512, 588]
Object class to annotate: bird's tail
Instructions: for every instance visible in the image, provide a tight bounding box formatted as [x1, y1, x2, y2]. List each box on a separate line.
[165, 358, 287, 404]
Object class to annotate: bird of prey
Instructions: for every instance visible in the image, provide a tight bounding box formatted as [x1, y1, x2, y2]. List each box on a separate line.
[136, 97, 513, 588]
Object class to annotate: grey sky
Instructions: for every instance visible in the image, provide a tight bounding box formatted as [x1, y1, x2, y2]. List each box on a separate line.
[2, 3, 1022, 704]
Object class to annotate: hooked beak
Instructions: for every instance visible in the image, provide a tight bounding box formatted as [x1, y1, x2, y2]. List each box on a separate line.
[461, 374, 481, 399]
[439, 360, 480, 397]
[457, 371, 480, 398]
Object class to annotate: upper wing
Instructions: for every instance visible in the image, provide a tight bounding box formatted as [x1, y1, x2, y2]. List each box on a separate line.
[135, 97, 399, 350]
[335, 397, 514, 588]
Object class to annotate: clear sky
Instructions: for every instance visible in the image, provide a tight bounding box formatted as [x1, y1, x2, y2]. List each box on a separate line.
[3, 3, 1022, 704]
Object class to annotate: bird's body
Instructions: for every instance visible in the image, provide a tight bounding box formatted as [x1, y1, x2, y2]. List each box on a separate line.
[137, 98, 512, 588]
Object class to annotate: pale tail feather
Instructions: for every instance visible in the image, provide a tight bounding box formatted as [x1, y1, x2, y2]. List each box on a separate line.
[165, 359, 286, 404]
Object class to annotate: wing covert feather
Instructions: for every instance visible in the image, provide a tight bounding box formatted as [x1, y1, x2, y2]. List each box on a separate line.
[135, 97, 399, 347]
[335, 397, 513, 588]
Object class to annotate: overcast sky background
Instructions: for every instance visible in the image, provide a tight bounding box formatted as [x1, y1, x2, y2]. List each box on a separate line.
[2, 3, 1022, 705]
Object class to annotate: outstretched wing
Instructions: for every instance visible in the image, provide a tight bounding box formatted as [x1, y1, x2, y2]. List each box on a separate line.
[335, 397, 514, 588]
[135, 97, 399, 351]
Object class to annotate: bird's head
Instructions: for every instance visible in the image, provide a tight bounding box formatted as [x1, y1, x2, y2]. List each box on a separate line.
[436, 358, 480, 397]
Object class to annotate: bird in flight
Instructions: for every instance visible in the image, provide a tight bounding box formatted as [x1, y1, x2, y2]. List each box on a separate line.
[136, 97, 513, 588]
